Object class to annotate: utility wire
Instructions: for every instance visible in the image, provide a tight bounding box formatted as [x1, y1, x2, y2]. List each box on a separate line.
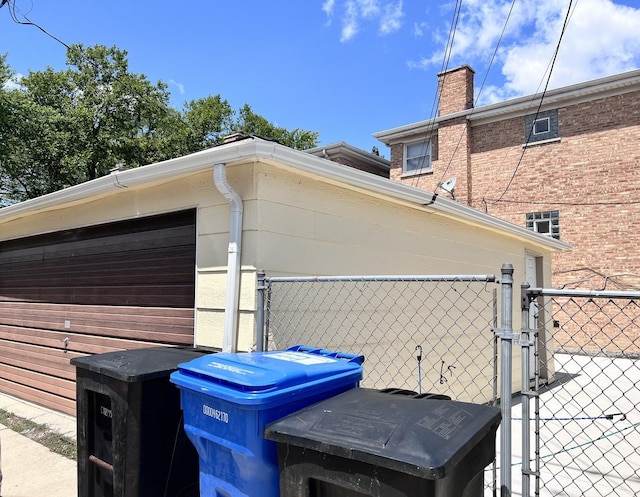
[482, 197, 640, 207]
[434, 0, 519, 194]
[411, 0, 464, 190]
[493, 0, 575, 203]
[4, 1, 70, 49]
[1, 0, 185, 134]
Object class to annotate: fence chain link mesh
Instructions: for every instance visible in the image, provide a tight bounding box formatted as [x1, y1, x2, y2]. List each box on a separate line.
[525, 290, 640, 497]
[262, 275, 499, 405]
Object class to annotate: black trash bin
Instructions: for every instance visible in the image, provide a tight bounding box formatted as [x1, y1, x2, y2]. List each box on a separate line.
[264, 388, 501, 497]
[71, 346, 211, 497]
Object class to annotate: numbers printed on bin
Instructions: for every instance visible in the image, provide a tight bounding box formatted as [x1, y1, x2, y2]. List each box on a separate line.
[268, 352, 335, 365]
[209, 362, 255, 375]
[100, 406, 113, 418]
[203, 404, 229, 424]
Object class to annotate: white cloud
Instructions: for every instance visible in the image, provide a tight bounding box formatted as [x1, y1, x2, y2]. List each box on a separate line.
[341, 1, 360, 42]
[325, 0, 404, 42]
[379, 1, 403, 35]
[410, 0, 640, 103]
[359, 0, 380, 18]
[3, 73, 23, 91]
[322, 0, 336, 18]
[413, 21, 427, 37]
[169, 79, 185, 95]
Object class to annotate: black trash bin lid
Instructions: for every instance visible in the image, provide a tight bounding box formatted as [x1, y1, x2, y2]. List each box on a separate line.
[70, 346, 211, 382]
[264, 387, 501, 480]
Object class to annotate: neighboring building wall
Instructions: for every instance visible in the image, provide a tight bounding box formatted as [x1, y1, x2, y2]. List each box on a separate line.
[472, 90, 640, 288]
[384, 68, 640, 288]
[437, 65, 475, 115]
[379, 67, 640, 355]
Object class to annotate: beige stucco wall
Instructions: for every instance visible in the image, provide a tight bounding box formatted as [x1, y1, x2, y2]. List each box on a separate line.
[244, 162, 558, 399]
[0, 157, 560, 397]
[250, 162, 551, 277]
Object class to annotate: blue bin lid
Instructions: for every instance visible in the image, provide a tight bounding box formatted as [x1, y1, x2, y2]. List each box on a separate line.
[171, 346, 363, 402]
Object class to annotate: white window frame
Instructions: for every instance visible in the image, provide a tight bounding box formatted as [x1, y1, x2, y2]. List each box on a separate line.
[404, 140, 432, 175]
[526, 210, 560, 239]
[533, 117, 550, 135]
[533, 219, 551, 236]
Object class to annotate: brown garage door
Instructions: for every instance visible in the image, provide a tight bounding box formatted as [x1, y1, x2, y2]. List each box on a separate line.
[0, 209, 196, 415]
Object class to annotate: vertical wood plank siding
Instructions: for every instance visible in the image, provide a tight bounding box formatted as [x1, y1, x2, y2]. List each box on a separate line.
[0, 210, 197, 414]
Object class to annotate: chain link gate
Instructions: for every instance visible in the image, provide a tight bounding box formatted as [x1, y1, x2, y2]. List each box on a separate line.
[521, 287, 640, 497]
[256, 270, 513, 494]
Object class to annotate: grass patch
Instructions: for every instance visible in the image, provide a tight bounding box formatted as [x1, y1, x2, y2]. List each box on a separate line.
[0, 409, 77, 461]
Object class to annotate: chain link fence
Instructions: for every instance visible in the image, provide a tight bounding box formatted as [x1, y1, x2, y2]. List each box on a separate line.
[522, 288, 640, 497]
[256, 271, 640, 496]
[258, 273, 500, 405]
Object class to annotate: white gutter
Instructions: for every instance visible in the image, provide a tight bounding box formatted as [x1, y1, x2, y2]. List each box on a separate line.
[213, 163, 243, 353]
[0, 137, 569, 253]
[374, 68, 640, 143]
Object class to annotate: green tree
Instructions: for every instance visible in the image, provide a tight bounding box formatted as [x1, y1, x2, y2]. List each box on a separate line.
[236, 104, 319, 150]
[0, 44, 319, 204]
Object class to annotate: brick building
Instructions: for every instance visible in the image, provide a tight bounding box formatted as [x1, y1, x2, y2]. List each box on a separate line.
[374, 65, 640, 292]
[374, 66, 640, 355]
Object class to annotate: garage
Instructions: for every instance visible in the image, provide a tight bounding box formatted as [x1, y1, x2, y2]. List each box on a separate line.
[0, 209, 196, 415]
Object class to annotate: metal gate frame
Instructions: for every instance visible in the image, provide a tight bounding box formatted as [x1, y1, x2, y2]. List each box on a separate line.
[521, 286, 640, 497]
[256, 264, 519, 496]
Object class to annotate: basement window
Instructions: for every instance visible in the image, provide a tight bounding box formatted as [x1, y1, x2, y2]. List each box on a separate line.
[526, 210, 560, 240]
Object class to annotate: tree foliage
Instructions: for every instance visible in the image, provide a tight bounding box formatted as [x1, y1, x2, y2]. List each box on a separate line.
[0, 44, 319, 204]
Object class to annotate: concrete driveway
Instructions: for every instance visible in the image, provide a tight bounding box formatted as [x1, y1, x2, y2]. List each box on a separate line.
[496, 353, 640, 497]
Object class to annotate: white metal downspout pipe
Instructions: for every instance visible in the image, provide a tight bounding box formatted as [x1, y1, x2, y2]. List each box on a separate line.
[213, 163, 243, 353]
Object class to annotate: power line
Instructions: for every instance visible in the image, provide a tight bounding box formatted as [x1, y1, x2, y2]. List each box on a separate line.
[435, 0, 519, 194]
[410, 0, 464, 189]
[493, 0, 576, 203]
[483, 197, 640, 207]
[3, 0, 70, 49]
[0, 0, 204, 170]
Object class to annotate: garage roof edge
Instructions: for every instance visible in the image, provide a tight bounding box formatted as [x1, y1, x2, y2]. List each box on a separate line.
[0, 138, 570, 252]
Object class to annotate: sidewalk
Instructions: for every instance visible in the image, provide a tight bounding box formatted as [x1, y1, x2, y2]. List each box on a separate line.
[0, 393, 77, 497]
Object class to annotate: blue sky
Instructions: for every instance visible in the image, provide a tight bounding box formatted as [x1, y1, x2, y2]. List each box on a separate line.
[2, 1, 640, 156]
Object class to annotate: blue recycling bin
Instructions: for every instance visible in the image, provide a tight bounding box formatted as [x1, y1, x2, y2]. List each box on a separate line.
[170, 345, 364, 497]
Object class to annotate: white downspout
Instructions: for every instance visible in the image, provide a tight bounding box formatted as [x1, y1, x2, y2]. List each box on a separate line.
[213, 163, 243, 352]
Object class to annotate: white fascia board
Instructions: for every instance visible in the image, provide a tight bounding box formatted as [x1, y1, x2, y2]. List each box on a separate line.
[0, 138, 570, 252]
[374, 69, 640, 141]
[0, 139, 263, 222]
[260, 142, 571, 252]
[373, 119, 441, 145]
[305, 142, 390, 169]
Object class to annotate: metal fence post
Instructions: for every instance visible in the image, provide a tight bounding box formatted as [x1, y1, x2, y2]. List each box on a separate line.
[499, 264, 514, 497]
[255, 270, 266, 352]
[520, 283, 531, 497]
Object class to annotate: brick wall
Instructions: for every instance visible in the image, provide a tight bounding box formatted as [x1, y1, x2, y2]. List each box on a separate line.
[385, 72, 640, 354]
[389, 83, 640, 290]
[471, 91, 640, 291]
[437, 66, 475, 116]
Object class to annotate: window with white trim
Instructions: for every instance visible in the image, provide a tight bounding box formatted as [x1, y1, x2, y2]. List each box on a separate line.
[404, 140, 432, 175]
[533, 117, 550, 135]
[526, 210, 560, 239]
[524, 109, 558, 143]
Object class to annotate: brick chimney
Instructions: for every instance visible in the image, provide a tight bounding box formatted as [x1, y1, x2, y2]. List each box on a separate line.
[437, 65, 475, 116]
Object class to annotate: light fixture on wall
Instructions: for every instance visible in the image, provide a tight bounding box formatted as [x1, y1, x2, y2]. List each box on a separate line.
[438, 176, 457, 200]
